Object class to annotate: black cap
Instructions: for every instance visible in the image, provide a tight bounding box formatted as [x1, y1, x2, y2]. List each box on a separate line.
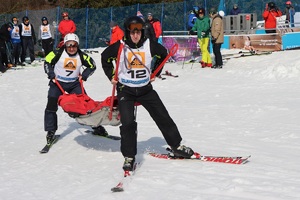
[23, 16, 29, 21]
[109, 21, 117, 28]
[199, 8, 205, 14]
[41, 16, 48, 22]
[209, 8, 217, 15]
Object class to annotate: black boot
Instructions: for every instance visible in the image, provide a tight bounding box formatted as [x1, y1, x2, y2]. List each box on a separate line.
[171, 144, 194, 158]
[92, 126, 108, 137]
[122, 157, 135, 171]
[46, 131, 55, 144]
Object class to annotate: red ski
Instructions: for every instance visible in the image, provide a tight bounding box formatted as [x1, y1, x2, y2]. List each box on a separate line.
[149, 152, 250, 165]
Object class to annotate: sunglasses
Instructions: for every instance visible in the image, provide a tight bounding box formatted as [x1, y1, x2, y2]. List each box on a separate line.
[128, 23, 143, 31]
[65, 43, 78, 48]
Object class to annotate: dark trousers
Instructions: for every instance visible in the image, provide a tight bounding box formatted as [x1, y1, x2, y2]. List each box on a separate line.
[117, 83, 182, 157]
[42, 38, 54, 57]
[12, 43, 21, 64]
[0, 52, 6, 72]
[212, 43, 223, 66]
[0, 46, 8, 65]
[44, 80, 82, 132]
[265, 29, 277, 34]
[21, 37, 35, 63]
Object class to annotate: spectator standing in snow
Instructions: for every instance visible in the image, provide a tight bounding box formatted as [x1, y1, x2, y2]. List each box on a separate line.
[107, 21, 124, 46]
[0, 22, 13, 72]
[229, 4, 241, 15]
[101, 16, 195, 172]
[190, 7, 212, 68]
[10, 17, 23, 66]
[284, 1, 295, 27]
[19, 16, 37, 65]
[137, 11, 156, 41]
[187, 6, 200, 31]
[39, 16, 54, 57]
[263, 2, 282, 34]
[146, 13, 162, 42]
[209, 9, 224, 69]
[58, 12, 76, 48]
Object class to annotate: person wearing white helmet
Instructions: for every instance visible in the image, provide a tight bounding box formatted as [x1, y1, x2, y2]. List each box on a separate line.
[43, 33, 105, 145]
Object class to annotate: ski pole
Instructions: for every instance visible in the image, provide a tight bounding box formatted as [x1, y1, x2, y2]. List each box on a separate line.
[151, 43, 178, 79]
[109, 42, 124, 120]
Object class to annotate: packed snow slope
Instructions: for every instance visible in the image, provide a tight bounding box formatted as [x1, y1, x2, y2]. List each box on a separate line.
[1, 48, 300, 200]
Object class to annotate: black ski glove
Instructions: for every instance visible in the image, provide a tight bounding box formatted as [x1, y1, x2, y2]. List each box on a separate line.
[44, 62, 55, 79]
[47, 71, 55, 80]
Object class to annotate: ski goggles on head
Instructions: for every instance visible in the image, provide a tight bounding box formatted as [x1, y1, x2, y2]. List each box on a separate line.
[128, 23, 143, 31]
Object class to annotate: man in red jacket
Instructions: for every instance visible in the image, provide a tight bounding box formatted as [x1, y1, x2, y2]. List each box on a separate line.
[263, 2, 282, 34]
[107, 21, 124, 46]
[146, 13, 162, 42]
[58, 12, 76, 47]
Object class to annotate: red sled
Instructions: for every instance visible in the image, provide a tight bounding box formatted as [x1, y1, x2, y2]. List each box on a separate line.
[55, 79, 120, 127]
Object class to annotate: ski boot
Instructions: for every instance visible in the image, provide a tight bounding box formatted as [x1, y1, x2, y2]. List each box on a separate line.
[122, 157, 135, 171]
[46, 131, 55, 144]
[171, 144, 194, 158]
[92, 126, 108, 137]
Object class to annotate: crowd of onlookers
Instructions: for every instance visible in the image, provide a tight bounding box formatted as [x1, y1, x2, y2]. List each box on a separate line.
[188, 6, 225, 69]
[0, 12, 76, 73]
[186, 1, 295, 69]
[1, 1, 296, 73]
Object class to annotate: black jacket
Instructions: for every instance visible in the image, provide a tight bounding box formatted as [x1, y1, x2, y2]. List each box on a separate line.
[44, 47, 96, 81]
[0, 23, 11, 49]
[144, 22, 156, 41]
[101, 38, 168, 81]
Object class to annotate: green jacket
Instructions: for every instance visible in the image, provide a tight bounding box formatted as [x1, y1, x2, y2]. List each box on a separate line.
[191, 16, 210, 38]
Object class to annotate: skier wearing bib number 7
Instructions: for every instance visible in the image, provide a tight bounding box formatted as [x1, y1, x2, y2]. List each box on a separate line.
[101, 16, 194, 171]
[43, 33, 107, 145]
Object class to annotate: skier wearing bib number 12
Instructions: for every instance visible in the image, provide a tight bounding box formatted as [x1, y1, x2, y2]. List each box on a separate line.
[101, 16, 195, 172]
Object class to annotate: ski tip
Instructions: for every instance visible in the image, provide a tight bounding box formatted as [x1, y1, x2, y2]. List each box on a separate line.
[39, 149, 48, 154]
[39, 135, 61, 154]
[111, 187, 124, 192]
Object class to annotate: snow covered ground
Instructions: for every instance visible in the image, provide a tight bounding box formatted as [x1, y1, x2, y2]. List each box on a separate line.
[1, 48, 300, 200]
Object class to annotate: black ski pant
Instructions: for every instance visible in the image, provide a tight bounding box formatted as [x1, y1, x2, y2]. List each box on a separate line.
[117, 83, 182, 158]
[212, 43, 223, 66]
[21, 37, 35, 63]
[0, 45, 8, 65]
[0, 52, 6, 72]
[44, 80, 83, 132]
[12, 43, 21, 64]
